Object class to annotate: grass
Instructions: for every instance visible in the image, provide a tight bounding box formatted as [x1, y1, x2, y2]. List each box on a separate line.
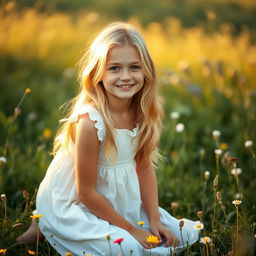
[0, 7, 256, 256]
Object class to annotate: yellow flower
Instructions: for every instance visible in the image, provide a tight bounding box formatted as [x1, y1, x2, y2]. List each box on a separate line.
[146, 235, 160, 244]
[200, 236, 212, 244]
[0, 249, 7, 254]
[65, 252, 72, 256]
[232, 200, 242, 205]
[137, 221, 144, 227]
[220, 143, 229, 151]
[30, 214, 43, 219]
[25, 88, 32, 93]
[43, 128, 52, 139]
[28, 250, 36, 255]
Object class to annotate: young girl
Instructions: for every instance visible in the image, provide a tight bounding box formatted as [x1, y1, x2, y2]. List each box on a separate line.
[17, 22, 199, 255]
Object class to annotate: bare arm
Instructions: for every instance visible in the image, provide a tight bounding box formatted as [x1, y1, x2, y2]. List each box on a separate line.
[136, 161, 178, 247]
[74, 115, 133, 232]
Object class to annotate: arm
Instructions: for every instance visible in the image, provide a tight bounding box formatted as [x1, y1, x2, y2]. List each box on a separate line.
[74, 116, 153, 248]
[136, 160, 178, 247]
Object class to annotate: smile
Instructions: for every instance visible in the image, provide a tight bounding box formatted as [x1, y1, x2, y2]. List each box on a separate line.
[116, 84, 135, 88]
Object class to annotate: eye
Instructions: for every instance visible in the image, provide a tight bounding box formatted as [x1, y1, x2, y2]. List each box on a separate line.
[108, 66, 120, 71]
[130, 65, 141, 70]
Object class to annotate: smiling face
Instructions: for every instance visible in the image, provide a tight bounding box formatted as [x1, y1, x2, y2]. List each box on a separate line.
[101, 44, 145, 103]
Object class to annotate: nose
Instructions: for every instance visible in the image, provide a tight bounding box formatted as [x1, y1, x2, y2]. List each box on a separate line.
[120, 68, 131, 81]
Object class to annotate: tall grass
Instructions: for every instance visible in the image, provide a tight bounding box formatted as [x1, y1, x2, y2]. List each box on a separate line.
[0, 7, 255, 256]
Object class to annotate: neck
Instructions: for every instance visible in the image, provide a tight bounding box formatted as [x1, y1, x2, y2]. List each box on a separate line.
[107, 97, 133, 115]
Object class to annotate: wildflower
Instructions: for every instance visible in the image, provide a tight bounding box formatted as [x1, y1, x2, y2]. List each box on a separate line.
[25, 88, 31, 93]
[0, 249, 7, 254]
[199, 148, 205, 158]
[216, 191, 222, 202]
[214, 149, 222, 156]
[197, 211, 203, 218]
[0, 157, 7, 164]
[113, 238, 124, 244]
[14, 107, 22, 116]
[1, 194, 6, 200]
[65, 252, 72, 256]
[43, 128, 52, 139]
[170, 112, 180, 120]
[106, 234, 111, 240]
[232, 200, 242, 206]
[176, 123, 185, 133]
[200, 236, 212, 244]
[212, 130, 221, 139]
[146, 235, 160, 244]
[30, 214, 43, 219]
[204, 171, 210, 180]
[194, 221, 204, 230]
[235, 193, 243, 199]
[231, 168, 242, 176]
[245, 140, 253, 148]
[137, 221, 144, 227]
[28, 250, 36, 255]
[179, 220, 184, 229]
[220, 143, 228, 151]
[27, 112, 37, 121]
[171, 202, 179, 210]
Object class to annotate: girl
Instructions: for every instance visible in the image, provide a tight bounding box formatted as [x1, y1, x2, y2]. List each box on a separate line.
[17, 22, 199, 255]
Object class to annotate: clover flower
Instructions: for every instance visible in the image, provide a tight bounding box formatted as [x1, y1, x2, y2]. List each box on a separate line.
[214, 149, 222, 156]
[212, 130, 221, 139]
[0, 157, 7, 164]
[146, 235, 160, 244]
[231, 168, 242, 176]
[170, 112, 180, 120]
[204, 171, 210, 180]
[200, 236, 212, 244]
[244, 140, 253, 148]
[176, 123, 185, 133]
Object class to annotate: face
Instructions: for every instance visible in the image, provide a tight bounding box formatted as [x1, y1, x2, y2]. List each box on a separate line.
[101, 44, 145, 102]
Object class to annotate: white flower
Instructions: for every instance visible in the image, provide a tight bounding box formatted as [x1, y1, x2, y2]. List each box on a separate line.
[176, 123, 185, 133]
[194, 221, 204, 230]
[200, 236, 212, 244]
[235, 193, 243, 199]
[0, 157, 7, 164]
[1, 194, 6, 200]
[212, 130, 221, 139]
[232, 200, 242, 205]
[170, 112, 180, 120]
[231, 168, 242, 176]
[204, 171, 210, 180]
[214, 149, 222, 155]
[244, 140, 253, 148]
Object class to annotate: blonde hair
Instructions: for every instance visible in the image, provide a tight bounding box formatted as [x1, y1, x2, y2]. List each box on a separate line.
[53, 22, 164, 167]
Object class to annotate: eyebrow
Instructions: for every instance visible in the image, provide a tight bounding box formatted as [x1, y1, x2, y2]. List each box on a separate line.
[106, 61, 141, 66]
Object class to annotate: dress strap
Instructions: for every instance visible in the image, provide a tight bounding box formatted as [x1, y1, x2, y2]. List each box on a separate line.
[69, 105, 106, 143]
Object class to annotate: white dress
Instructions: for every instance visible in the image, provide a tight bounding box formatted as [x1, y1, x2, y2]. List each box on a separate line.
[36, 105, 199, 256]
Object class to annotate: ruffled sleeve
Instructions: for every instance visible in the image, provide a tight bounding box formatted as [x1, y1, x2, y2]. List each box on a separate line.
[69, 105, 106, 143]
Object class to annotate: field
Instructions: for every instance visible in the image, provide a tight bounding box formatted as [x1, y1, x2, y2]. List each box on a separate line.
[0, 1, 256, 255]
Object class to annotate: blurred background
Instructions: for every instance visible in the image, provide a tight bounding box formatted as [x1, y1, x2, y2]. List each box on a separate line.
[0, 1, 256, 254]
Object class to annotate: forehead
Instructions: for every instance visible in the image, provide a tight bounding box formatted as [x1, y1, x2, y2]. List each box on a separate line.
[106, 44, 141, 63]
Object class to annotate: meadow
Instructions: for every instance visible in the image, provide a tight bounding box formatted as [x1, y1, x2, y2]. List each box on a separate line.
[0, 4, 256, 256]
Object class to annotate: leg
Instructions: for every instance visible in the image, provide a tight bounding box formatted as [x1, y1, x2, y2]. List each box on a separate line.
[16, 217, 44, 245]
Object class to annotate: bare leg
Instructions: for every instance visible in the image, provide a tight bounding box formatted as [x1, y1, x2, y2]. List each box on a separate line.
[16, 218, 44, 245]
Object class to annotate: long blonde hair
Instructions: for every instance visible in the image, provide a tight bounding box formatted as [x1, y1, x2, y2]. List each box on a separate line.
[52, 22, 164, 167]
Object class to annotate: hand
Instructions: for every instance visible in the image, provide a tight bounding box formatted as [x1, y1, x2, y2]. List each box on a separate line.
[150, 221, 179, 248]
[128, 227, 158, 249]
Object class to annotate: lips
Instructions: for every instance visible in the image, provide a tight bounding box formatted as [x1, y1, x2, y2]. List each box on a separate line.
[116, 84, 135, 88]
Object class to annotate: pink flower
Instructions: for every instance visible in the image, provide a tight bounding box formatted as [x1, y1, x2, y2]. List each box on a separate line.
[113, 238, 124, 244]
